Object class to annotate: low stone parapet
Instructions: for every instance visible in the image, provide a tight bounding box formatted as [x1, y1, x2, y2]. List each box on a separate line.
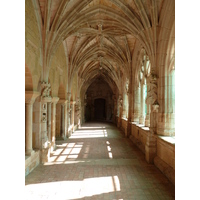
[25, 150, 40, 176]
[130, 122, 175, 185]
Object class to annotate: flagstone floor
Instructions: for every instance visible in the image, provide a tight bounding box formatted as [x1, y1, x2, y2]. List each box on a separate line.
[25, 122, 175, 200]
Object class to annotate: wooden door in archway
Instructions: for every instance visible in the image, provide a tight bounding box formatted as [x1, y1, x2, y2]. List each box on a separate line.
[94, 98, 106, 120]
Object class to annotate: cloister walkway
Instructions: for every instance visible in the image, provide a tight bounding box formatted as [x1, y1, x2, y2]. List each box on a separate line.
[25, 122, 175, 200]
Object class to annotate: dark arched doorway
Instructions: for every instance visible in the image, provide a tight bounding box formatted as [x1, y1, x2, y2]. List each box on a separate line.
[94, 98, 106, 120]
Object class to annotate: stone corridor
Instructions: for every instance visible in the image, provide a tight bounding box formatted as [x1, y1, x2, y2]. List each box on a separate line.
[25, 122, 175, 200]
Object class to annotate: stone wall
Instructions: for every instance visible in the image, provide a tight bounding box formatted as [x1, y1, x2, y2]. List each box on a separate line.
[25, 151, 40, 176]
[154, 137, 175, 185]
[121, 118, 128, 136]
[130, 123, 148, 153]
[129, 123, 175, 185]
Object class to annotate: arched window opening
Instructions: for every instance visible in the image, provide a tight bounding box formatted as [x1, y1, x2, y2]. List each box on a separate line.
[138, 54, 151, 127]
[168, 59, 175, 136]
[124, 93, 128, 118]
[144, 78, 147, 116]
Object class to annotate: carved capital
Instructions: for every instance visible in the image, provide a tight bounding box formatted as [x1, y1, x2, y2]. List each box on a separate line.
[151, 104, 159, 113]
[146, 72, 159, 105]
[118, 95, 123, 107]
[41, 82, 51, 99]
[51, 97, 59, 104]
[125, 78, 129, 94]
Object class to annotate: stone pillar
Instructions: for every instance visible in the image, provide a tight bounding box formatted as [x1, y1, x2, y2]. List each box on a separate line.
[75, 97, 81, 128]
[39, 82, 52, 163]
[127, 92, 132, 137]
[47, 102, 52, 142]
[61, 104, 65, 137]
[133, 86, 140, 123]
[145, 78, 150, 127]
[33, 98, 42, 150]
[71, 101, 76, 132]
[51, 97, 59, 150]
[67, 93, 71, 136]
[25, 91, 40, 156]
[58, 100, 67, 139]
[117, 95, 122, 128]
[145, 104, 159, 163]
[145, 133, 157, 164]
[40, 97, 52, 163]
[145, 104, 150, 127]
[139, 83, 145, 125]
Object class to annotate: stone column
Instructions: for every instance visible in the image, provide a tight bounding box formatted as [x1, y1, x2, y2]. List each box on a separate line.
[127, 92, 132, 137]
[47, 102, 52, 142]
[39, 82, 52, 163]
[139, 83, 145, 125]
[145, 79, 150, 127]
[51, 97, 59, 150]
[145, 104, 150, 127]
[133, 85, 140, 123]
[144, 71, 159, 163]
[25, 91, 40, 156]
[61, 104, 65, 137]
[40, 97, 52, 163]
[157, 72, 175, 136]
[58, 100, 67, 139]
[75, 97, 81, 128]
[67, 93, 71, 136]
[117, 95, 122, 128]
[145, 104, 159, 163]
[64, 101, 68, 138]
[71, 101, 76, 132]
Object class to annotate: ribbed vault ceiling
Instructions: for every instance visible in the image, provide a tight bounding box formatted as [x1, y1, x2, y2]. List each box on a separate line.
[36, 0, 164, 94]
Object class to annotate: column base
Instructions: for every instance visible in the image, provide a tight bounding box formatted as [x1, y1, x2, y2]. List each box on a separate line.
[62, 136, 68, 140]
[40, 147, 51, 163]
[25, 149, 35, 156]
[145, 145, 157, 164]
[67, 130, 72, 138]
[145, 134, 157, 164]
[50, 142, 56, 152]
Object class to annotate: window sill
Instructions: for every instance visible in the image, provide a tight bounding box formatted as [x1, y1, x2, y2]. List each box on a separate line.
[121, 117, 128, 121]
[158, 136, 175, 145]
[130, 122, 175, 144]
[130, 122, 150, 131]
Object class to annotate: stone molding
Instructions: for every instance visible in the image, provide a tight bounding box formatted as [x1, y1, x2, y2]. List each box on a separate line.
[41, 96, 52, 103]
[51, 97, 60, 104]
[58, 99, 67, 105]
[70, 101, 76, 105]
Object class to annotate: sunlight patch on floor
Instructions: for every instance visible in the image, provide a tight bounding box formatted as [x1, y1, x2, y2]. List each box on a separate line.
[80, 126, 106, 129]
[70, 129, 108, 138]
[25, 176, 121, 200]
